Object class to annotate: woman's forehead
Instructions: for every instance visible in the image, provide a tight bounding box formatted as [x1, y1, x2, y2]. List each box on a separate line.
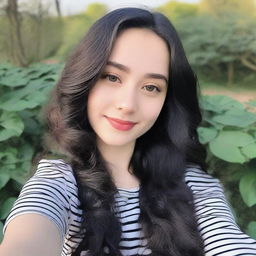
[108, 28, 170, 77]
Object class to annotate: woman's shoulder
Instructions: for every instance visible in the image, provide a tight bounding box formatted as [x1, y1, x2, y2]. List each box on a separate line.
[184, 164, 224, 195]
[35, 159, 76, 182]
[34, 158, 79, 200]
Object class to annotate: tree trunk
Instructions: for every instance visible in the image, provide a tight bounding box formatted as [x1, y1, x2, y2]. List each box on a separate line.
[227, 61, 234, 87]
[55, 0, 61, 17]
[6, 0, 27, 66]
[241, 54, 256, 71]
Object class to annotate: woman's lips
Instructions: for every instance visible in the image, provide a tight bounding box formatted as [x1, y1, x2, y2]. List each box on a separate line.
[105, 116, 137, 131]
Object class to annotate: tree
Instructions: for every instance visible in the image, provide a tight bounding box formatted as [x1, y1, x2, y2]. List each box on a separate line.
[199, 0, 256, 19]
[55, 0, 61, 17]
[156, 1, 198, 22]
[175, 0, 256, 85]
[179, 14, 256, 85]
[0, 0, 63, 65]
[84, 3, 107, 20]
[6, 0, 27, 66]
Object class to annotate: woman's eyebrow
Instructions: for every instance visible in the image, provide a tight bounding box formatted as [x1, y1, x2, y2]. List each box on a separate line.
[106, 60, 168, 85]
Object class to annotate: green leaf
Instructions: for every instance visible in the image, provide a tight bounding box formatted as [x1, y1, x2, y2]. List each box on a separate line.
[212, 109, 256, 127]
[216, 131, 254, 146]
[0, 147, 18, 164]
[0, 112, 24, 141]
[209, 131, 254, 163]
[246, 221, 256, 239]
[0, 221, 3, 243]
[203, 116, 224, 130]
[241, 143, 256, 159]
[209, 140, 246, 163]
[239, 172, 256, 207]
[200, 95, 244, 114]
[0, 197, 17, 220]
[0, 129, 19, 142]
[0, 78, 52, 111]
[0, 73, 29, 87]
[0, 172, 10, 190]
[197, 126, 218, 144]
[10, 166, 31, 185]
[19, 143, 34, 161]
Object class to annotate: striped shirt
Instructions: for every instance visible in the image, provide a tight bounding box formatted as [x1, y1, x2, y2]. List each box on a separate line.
[3, 159, 256, 256]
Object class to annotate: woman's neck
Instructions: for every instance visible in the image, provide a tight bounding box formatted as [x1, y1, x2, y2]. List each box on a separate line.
[97, 139, 140, 189]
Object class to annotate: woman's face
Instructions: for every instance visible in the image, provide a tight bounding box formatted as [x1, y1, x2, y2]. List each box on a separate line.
[87, 28, 169, 149]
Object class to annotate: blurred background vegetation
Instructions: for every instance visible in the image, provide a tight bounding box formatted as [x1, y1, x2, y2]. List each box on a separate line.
[0, 0, 255, 242]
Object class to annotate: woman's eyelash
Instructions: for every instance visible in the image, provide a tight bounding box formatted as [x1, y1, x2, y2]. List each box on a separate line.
[143, 85, 161, 92]
[101, 73, 120, 82]
[101, 74, 161, 93]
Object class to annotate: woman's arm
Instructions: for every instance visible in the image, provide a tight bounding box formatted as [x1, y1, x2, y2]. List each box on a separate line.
[185, 166, 256, 256]
[0, 214, 62, 256]
[0, 159, 79, 256]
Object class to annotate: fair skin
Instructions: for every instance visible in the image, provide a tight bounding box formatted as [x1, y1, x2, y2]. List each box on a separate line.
[87, 28, 169, 189]
[0, 214, 62, 256]
[0, 28, 169, 255]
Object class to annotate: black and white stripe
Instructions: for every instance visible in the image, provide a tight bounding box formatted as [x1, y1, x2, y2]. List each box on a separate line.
[3, 159, 256, 256]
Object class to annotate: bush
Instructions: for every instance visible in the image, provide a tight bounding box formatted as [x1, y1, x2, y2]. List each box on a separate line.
[0, 63, 255, 242]
[198, 94, 256, 237]
[0, 62, 62, 241]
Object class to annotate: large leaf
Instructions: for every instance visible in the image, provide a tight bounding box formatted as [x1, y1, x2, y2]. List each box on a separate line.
[0, 197, 17, 220]
[246, 221, 256, 239]
[0, 147, 18, 163]
[209, 131, 254, 163]
[197, 126, 218, 144]
[200, 95, 244, 114]
[0, 111, 24, 141]
[0, 78, 53, 111]
[0, 70, 29, 87]
[203, 116, 224, 130]
[239, 172, 256, 207]
[209, 141, 246, 163]
[0, 172, 10, 190]
[212, 109, 256, 127]
[241, 143, 256, 159]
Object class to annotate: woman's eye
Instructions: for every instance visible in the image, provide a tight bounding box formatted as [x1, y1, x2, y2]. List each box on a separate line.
[102, 74, 120, 83]
[143, 85, 161, 93]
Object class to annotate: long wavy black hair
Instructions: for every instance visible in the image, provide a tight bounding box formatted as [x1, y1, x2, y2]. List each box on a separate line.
[44, 7, 208, 256]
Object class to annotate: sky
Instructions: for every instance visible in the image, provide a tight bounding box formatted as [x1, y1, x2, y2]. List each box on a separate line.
[59, 0, 200, 15]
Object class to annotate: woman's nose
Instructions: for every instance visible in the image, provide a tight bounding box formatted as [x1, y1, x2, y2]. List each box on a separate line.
[114, 85, 137, 113]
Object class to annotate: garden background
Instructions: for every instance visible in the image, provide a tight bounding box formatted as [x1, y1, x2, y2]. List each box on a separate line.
[0, 0, 256, 242]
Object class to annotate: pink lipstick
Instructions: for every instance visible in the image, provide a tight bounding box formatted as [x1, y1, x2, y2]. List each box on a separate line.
[105, 116, 137, 131]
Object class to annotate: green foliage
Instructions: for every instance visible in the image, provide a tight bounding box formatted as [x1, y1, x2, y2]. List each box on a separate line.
[0, 62, 62, 242]
[198, 94, 256, 234]
[0, 221, 3, 243]
[239, 171, 256, 207]
[56, 14, 93, 59]
[198, 94, 256, 163]
[177, 14, 256, 66]
[84, 3, 108, 20]
[22, 16, 63, 63]
[156, 1, 198, 21]
[247, 221, 256, 239]
[157, 0, 256, 86]
[56, 3, 108, 59]
[0, 10, 63, 65]
[200, 0, 256, 19]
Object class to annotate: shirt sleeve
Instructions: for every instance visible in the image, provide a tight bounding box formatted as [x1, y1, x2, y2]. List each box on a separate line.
[3, 159, 76, 243]
[185, 165, 256, 256]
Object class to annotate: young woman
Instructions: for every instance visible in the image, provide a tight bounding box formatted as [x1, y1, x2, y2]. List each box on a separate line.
[1, 7, 256, 256]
